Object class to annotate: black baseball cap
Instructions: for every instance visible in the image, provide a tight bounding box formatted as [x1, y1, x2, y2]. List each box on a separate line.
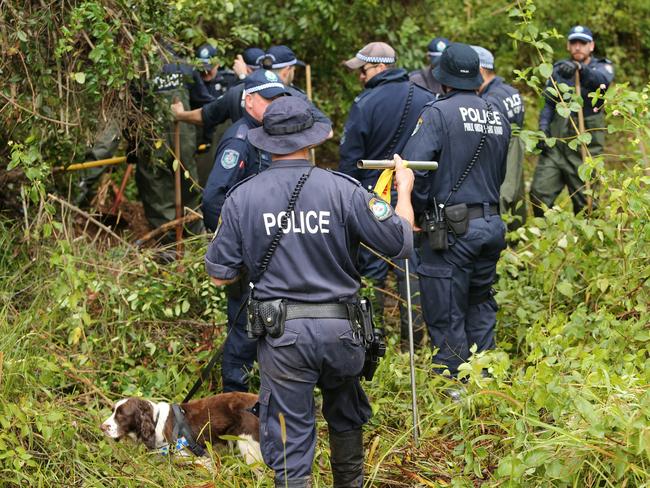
[433, 42, 483, 90]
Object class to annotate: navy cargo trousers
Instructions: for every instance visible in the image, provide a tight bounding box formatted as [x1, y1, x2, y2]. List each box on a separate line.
[418, 211, 506, 374]
[257, 317, 372, 481]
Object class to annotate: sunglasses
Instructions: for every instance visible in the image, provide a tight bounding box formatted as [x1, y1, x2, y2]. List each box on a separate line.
[359, 64, 378, 75]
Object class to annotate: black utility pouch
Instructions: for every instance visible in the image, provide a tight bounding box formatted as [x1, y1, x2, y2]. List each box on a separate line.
[445, 203, 469, 236]
[258, 299, 287, 339]
[246, 299, 266, 339]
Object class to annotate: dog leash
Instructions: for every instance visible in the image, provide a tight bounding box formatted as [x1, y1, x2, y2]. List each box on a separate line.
[182, 300, 247, 404]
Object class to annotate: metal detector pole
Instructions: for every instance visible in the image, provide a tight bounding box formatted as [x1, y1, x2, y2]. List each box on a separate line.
[405, 258, 419, 446]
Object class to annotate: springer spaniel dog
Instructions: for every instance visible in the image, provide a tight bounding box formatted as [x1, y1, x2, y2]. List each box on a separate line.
[100, 392, 261, 464]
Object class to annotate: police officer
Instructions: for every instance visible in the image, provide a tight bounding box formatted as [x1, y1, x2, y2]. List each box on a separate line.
[340, 41, 434, 349]
[472, 45, 527, 230]
[205, 96, 414, 487]
[189, 43, 240, 185]
[401, 43, 510, 377]
[133, 48, 203, 240]
[189, 43, 238, 111]
[530, 25, 614, 216]
[171, 47, 265, 130]
[262, 45, 331, 125]
[203, 69, 288, 393]
[409, 36, 450, 96]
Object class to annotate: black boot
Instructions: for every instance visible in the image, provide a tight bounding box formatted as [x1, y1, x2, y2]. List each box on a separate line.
[274, 476, 311, 488]
[329, 428, 364, 488]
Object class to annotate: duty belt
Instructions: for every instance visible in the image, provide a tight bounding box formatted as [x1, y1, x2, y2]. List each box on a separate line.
[285, 303, 352, 320]
[467, 204, 498, 219]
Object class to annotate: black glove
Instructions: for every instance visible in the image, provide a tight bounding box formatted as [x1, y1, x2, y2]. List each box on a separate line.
[536, 131, 551, 154]
[557, 60, 579, 79]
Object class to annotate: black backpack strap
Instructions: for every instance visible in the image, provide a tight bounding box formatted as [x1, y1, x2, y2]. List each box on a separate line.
[382, 83, 415, 159]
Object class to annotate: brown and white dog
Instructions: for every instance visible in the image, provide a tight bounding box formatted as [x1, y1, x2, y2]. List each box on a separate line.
[100, 392, 261, 464]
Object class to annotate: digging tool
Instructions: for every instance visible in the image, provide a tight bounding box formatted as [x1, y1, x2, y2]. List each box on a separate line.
[404, 259, 420, 446]
[574, 68, 592, 213]
[173, 113, 184, 259]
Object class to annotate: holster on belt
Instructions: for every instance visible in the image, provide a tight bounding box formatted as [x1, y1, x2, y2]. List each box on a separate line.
[355, 297, 386, 381]
[246, 298, 286, 339]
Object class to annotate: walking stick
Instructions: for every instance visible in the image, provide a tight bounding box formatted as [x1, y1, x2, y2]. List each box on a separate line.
[404, 259, 420, 447]
[305, 64, 315, 163]
[173, 117, 184, 259]
[574, 69, 592, 214]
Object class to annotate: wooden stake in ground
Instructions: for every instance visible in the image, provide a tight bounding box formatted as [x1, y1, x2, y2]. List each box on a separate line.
[173, 117, 184, 259]
[575, 68, 592, 214]
[108, 163, 134, 214]
[306, 64, 316, 164]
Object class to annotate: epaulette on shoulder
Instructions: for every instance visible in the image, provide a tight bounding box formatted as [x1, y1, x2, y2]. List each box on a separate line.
[600, 57, 613, 64]
[327, 169, 362, 187]
[354, 90, 372, 104]
[225, 173, 256, 198]
[290, 84, 306, 95]
[234, 123, 249, 140]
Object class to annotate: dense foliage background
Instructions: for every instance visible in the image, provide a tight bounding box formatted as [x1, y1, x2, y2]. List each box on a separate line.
[1, 0, 649, 486]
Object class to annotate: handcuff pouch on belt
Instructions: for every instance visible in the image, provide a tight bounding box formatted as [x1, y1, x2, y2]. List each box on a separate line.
[355, 297, 386, 381]
[246, 299, 287, 339]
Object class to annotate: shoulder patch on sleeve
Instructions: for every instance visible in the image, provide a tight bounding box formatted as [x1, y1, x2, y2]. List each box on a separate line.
[221, 149, 240, 169]
[368, 196, 394, 222]
[411, 116, 424, 136]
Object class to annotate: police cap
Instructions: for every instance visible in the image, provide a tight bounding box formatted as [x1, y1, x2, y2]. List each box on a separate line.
[470, 45, 494, 70]
[243, 47, 265, 69]
[263, 45, 305, 70]
[567, 25, 593, 43]
[343, 42, 397, 70]
[248, 97, 331, 155]
[243, 69, 288, 99]
[195, 43, 218, 71]
[427, 37, 450, 59]
[433, 42, 483, 90]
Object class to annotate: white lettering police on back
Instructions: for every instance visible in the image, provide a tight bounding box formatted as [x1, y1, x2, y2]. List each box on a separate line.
[458, 106, 504, 135]
[263, 210, 331, 235]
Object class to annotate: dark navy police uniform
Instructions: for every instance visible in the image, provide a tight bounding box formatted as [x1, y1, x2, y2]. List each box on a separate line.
[402, 89, 510, 375]
[339, 66, 433, 348]
[203, 112, 272, 393]
[205, 160, 412, 481]
[202, 69, 285, 393]
[531, 29, 614, 215]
